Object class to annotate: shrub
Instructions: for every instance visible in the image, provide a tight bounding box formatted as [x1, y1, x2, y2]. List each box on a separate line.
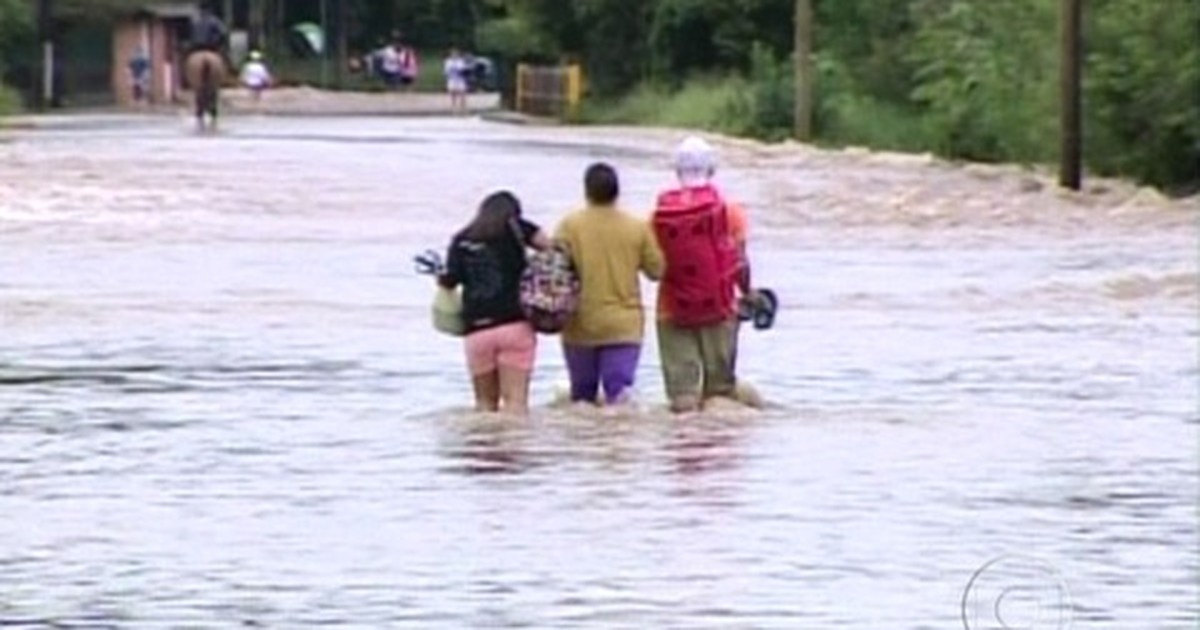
[0, 82, 21, 115]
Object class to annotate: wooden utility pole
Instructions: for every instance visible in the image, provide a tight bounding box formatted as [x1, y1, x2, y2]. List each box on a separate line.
[335, 0, 348, 89]
[1059, 0, 1083, 190]
[36, 0, 54, 110]
[320, 0, 329, 88]
[793, 0, 814, 141]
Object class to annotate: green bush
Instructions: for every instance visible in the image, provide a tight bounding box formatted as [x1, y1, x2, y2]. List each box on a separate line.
[719, 42, 793, 140]
[906, 0, 1059, 164]
[1085, 0, 1200, 190]
[580, 75, 748, 132]
[0, 82, 21, 115]
[269, 50, 448, 93]
[475, 16, 552, 61]
[0, 0, 33, 99]
[812, 53, 926, 151]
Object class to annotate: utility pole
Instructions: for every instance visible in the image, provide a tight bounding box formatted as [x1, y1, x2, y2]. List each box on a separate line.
[320, 0, 329, 88]
[793, 0, 814, 141]
[1059, 0, 1083, 190]
[335, 0, 348, 89]
[37, 0, 54, 110]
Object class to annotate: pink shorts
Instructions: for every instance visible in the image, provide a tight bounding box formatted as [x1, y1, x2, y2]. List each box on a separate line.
[464, 321, 537, 375]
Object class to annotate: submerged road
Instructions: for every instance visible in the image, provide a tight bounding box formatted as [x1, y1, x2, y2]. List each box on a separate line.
[0, 114, 1196, 628]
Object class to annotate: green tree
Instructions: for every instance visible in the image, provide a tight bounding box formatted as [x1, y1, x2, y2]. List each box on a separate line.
[907, 0, 1059, 162]
[1086, 0, 1200, 190]
[0, 0, 33, 112]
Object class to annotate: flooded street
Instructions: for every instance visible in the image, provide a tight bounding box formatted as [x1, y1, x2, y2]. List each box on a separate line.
[1, 114, 1196, 628]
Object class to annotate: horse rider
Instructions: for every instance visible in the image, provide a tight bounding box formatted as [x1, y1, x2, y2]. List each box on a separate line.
[184, 2, 230, 128]
[190, 2, 229, 59]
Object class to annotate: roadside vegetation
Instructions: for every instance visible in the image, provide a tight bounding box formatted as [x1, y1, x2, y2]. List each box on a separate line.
[564, 0, 1199, 193]
[1, 0, 1196, 192]
[0, 0, 31, 115]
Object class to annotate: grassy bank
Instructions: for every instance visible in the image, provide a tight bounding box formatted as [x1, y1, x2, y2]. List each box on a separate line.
[574, 37, 1196, 196]
[267, 53, 448, 94]
[578, 73, 944, 157]
[0, 83, 21, 116]
[579, 77, 749, 135]
[574, 45, 955, 158]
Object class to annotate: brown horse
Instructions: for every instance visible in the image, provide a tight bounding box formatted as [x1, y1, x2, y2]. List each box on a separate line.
[185, 50, 226, 132]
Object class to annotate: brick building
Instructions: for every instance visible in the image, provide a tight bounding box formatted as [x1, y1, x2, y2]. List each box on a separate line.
[111, 3, 199, 106]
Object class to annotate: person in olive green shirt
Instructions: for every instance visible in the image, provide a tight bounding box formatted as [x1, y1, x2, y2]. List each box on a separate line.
[554, 163, 665, 404]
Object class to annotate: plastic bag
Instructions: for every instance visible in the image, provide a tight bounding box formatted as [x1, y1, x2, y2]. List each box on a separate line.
[432, 286, 465, 336]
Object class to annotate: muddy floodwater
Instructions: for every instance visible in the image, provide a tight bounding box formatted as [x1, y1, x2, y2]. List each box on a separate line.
[1, 114, 1196, 629]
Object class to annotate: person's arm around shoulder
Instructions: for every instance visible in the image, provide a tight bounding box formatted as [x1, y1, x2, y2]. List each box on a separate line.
[640, 218, 665, 281]
[552, 213, 575, 256]
[518, 217, 553, 251]
[530, 230, 553, 251]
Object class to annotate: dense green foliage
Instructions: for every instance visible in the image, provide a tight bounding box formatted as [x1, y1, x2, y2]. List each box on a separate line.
[391, 0, 1200, 190]
[0, 0, 1195, 189]
[488, 0, 1199, 190]
[0, 0, 31, 114]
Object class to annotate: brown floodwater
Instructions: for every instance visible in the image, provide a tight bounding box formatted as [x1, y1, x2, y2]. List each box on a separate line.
[1, 114, 1196, 629]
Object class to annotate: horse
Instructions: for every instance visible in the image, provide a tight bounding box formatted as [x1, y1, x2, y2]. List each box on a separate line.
[185, 50, 226, 133]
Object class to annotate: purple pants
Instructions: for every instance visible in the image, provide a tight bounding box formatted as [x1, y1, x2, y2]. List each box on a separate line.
[563, 343, 642, 404]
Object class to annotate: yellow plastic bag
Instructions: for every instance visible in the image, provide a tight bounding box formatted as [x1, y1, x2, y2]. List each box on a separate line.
[432, 286, 465, 336]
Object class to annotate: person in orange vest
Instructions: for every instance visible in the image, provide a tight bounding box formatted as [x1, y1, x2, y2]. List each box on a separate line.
[651, 136, 771, 412]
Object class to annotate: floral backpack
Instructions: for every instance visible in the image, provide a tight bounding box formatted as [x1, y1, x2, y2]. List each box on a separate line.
[519, 246, 580, 334]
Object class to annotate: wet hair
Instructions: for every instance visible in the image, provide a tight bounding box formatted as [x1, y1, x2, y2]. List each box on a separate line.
[584, 162, 619, 205]
[460, 190, 522, 241]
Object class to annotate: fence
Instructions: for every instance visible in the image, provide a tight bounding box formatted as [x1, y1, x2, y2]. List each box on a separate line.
[514, 63, 582, 119]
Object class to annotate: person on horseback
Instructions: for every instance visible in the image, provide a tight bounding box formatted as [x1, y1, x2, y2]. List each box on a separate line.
[190, 2, 229, 56]
[186, 2, 229, 130]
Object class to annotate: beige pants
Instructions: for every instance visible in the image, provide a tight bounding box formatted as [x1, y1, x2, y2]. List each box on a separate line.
[656, 318, 738, 411]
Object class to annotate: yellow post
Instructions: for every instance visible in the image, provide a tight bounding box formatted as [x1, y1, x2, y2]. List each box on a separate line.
[565, 64, 582, 118]
[515, 64, 527, 114]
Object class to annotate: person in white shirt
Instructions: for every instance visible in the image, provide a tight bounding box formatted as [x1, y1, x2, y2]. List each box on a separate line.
[379, 44, 402, 88]
[443, 48, 469, 113]
[240, 50, 273, 103]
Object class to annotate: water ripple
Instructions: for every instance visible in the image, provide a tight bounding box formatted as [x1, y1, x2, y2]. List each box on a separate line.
[0, 116, 1194, 629]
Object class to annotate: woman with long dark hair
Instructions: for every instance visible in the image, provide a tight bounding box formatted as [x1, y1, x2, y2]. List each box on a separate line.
[439, 191, 551, 413]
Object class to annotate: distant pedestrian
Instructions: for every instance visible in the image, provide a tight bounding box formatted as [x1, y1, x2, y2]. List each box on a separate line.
[379, 42, 402, 89]
[394, 34, 419, 91]
[443, 47, 469, 113]
[239, 50, 273, 104]
[128, 46, 151, 106]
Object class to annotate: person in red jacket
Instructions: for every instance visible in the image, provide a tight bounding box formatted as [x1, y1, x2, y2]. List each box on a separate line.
[652, 136, 764, 412]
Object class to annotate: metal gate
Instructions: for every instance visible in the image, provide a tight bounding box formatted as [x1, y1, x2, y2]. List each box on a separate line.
[515, 64, 582, 119]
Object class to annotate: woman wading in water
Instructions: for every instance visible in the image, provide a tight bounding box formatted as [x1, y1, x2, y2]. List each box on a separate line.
[438, 191, 551, 413]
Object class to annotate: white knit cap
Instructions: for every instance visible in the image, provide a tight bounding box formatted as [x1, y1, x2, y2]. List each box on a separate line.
[674, 136, 716, 186]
